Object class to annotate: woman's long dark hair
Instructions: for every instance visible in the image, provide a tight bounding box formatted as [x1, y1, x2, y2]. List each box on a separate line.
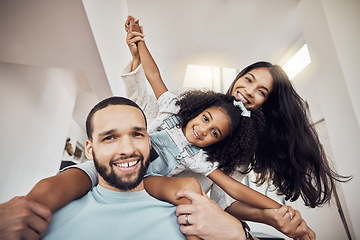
[227, 61, 351, 208]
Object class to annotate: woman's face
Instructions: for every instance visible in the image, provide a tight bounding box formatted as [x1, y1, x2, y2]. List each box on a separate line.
[230, 67, 274, 109]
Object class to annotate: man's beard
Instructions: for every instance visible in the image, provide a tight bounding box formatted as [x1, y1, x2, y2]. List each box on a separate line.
[93, 151, 149, 191]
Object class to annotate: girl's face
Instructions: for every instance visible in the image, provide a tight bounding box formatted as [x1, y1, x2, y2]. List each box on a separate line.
[230, 67, 274, 109]
[183, 106, 231, 148]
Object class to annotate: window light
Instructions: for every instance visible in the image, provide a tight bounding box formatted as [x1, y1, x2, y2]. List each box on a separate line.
[183, 64, 237, 92]
[282, 44, 311, 80]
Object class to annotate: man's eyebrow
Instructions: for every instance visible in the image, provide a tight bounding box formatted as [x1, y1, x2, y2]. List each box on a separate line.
[98, 129, 116, 137]
[248, 72, 270, 94]
[133, 126, 147, 131]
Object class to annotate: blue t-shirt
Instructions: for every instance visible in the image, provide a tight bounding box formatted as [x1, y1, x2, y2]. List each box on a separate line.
[43, 185, 185, 240]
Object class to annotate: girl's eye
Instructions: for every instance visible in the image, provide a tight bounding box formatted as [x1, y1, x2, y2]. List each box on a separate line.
[211, 130, 218, 138]
[203, 115, 209, 122]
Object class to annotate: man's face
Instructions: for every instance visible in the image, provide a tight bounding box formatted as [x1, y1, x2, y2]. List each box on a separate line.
[85, 105, 150, 192]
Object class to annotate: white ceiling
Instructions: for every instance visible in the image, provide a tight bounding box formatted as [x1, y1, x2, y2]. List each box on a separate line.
[127, 0, 303, 89]
[0, 0, 304, 129]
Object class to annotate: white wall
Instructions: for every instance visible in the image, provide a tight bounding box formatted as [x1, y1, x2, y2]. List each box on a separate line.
[82, 0, 129, 97]
[294, 0, 360, 239]
[0, 62, 78, 202]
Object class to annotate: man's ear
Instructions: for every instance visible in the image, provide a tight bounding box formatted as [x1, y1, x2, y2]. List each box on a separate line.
[85, 140, 94, 160]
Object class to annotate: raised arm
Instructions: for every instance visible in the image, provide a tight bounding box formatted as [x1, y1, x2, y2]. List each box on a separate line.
[207, 169, 281, 209]
[25, 168, 92, 213]
[125, 16, 142, 72]
[128, 17, 168, 99]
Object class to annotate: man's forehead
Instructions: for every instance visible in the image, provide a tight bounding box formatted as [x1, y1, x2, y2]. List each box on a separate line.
[93, 104, 146, 127]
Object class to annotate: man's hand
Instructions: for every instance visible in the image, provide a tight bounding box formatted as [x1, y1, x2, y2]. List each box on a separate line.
[175, 189, 247, 240]
[0, 196, 52, 240]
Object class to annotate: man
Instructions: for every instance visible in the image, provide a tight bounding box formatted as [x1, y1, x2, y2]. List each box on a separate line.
[42, 96, 185, 239]
[0, 96, 249, 240]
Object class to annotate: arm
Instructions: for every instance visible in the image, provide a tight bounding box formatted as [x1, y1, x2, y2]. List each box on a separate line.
[175, 189, 247, 240]
[144, 176, 202, 240]
[144, 176, 202, 206]
[0, 196, 52, 240]
[25, 168, 92, 213]
[207, 169, 281, 209]
[125, 16, 143, 71]
[129, 18, 168, 99]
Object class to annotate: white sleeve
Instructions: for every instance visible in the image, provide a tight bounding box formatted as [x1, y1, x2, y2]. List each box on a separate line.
[60, 161, 98, 188]
[121, 62, 159, 123]
[187, 150, 219, 176]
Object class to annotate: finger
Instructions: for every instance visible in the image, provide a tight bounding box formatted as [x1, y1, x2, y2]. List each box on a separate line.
[175, 189, 204, 203]
[26, 213, 50, 238]
[179, 224, 198, 236]
[178, 214, 194, 226]
[276, 204, 289, 217]
[175, 204, 195, 216]
[28, 200, 52, 224]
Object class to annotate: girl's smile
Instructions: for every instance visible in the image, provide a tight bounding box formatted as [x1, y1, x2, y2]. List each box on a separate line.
[183, 106, 231, 148]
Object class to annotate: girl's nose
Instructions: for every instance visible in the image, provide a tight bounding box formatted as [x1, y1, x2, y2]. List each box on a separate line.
[200, 126, 209, 136]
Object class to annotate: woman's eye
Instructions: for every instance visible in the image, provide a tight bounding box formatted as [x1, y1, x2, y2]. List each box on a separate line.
[259, 90, 265, 97]
[245, 77, 252, 83]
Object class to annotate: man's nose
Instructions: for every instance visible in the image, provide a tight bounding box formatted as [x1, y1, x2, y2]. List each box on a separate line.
[118, 137, 135, 155]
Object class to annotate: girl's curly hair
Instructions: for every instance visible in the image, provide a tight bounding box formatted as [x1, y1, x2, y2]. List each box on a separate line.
[176, 90, 265, 175]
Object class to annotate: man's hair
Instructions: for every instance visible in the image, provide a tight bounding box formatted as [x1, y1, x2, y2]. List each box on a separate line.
[85, 96, 147, 140]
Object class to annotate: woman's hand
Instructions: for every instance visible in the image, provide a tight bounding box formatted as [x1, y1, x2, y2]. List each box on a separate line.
[175, 189, 247, 240]
[262, 205, 316, 240]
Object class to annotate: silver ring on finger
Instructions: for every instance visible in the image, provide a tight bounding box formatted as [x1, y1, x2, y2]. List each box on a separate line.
[185, 214, 190, 226]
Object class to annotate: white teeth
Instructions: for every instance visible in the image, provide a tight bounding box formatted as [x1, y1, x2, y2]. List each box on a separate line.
[237, 92, 249, 104]
[116, 160, 138, 168]
[193, 128, 200, 139]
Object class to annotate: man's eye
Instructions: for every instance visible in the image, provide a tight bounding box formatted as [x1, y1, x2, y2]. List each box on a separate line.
[133, 132, 144, 137]
[103, 136, 114, 141]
